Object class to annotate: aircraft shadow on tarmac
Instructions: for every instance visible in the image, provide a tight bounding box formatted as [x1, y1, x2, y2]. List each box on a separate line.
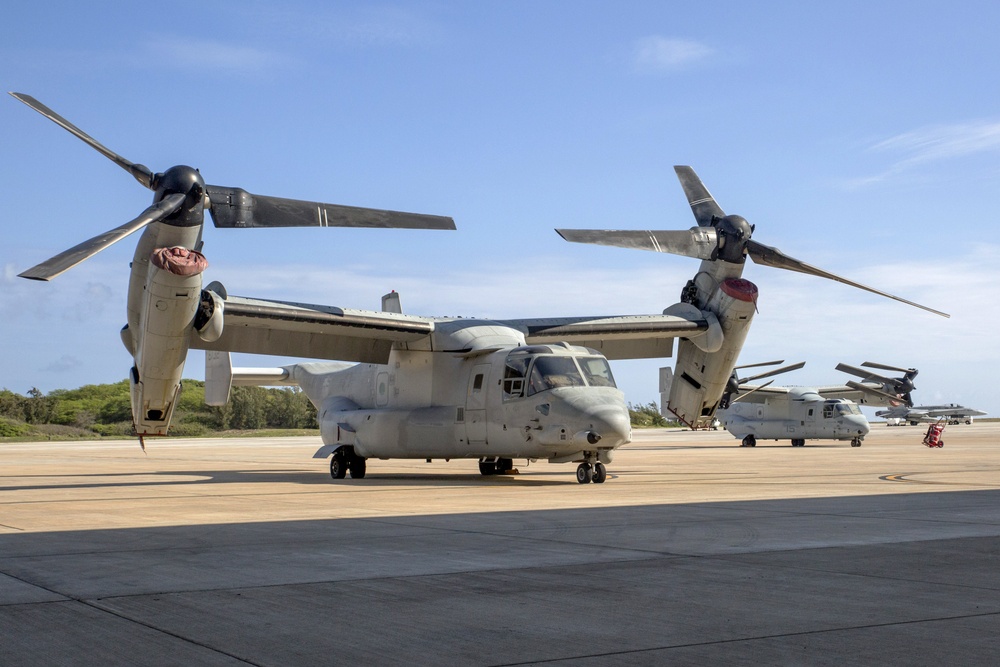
[0, 468, 573, 492]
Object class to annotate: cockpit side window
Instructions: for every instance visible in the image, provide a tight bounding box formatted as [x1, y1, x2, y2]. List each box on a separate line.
[503, 355, 529, 398]
[526, 356, 586, 396]
[579, 356, 617, 388]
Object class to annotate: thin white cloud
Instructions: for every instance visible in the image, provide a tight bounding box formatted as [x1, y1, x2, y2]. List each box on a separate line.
[846, 120, 1000, 188]
[251, 5, 446, 48]
[632, 36, 713, 72]
[144, 36, 295, 73]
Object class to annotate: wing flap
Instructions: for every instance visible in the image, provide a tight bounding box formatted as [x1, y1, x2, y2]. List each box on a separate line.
[191, 293, 434, 364]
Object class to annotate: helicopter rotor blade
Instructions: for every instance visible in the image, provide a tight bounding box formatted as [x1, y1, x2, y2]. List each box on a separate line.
[18, 193, 186, 281]
[673, 165, 726, 227]
[206, 187, 455, 230]
[734, 360, 785, 371]
[835, 362, 894, 385]
[555, 227, 718, 260]
[731, 379, 775, 403]
[862, 361, 916, 375]
[746, 239, 949, 318]
[740, 361, 806, 385]
[9, 92, 155, 189]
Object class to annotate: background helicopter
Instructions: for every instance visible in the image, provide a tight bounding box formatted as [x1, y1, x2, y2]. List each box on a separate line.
[13, 93, 947, 482]
[710, 361, 919, 447]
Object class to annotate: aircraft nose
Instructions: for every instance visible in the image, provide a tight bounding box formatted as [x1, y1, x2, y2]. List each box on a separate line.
[849, 415, 870, 436]
[584, 404, 632, 447]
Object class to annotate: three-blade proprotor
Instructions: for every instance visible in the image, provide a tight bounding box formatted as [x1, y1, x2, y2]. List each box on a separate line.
[555, 228, 717, 260]
[206, 187, 455, 230]
[11, 92, 456, 281]
[18, 193, 186, 281]
[845, 381, 913, 407]
[746, 240, 949, 318]
[10, 92, 155, 189]
[836, 361, 917, 405]
[722, 360, 805, 408]
[555, 165, 949, 318]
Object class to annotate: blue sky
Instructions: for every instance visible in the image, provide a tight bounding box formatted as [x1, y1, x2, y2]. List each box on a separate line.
[2, 1, 998, 418]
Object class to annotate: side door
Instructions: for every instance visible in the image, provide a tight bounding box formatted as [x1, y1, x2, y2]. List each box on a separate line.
[465, 363, 490, 445]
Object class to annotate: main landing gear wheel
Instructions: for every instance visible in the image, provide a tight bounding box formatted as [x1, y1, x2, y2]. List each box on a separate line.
[479, 458, 498, 476]
[576, 462, 594, 484]
[741, 435, 756, 447]
[349, 457, 367, 479]
[791, 439, 805, 447]
[330, 453, 347, 479]
[592, 462, 607, 484]
[851, 437, 863, 447]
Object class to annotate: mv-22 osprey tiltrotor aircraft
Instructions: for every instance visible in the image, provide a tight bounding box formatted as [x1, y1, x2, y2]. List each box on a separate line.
[713, 361, 919, 447]
[12, 93, 948, 484]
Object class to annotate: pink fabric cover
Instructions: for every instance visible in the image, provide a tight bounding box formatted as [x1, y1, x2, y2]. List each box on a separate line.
[150, 246, 209, 276]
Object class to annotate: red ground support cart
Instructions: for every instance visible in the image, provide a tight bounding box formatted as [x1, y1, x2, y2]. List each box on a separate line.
[922, 419, 946, 448]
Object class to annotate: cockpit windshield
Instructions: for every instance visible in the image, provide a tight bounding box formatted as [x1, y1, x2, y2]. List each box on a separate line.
[835, 403, 862, 416]
[527, 356, 586, 395]
[503, 350, 618, 399]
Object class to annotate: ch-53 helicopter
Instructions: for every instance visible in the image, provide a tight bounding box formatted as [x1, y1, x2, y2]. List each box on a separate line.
[709, 361, 919, 447]
[12, 92, 948, 484]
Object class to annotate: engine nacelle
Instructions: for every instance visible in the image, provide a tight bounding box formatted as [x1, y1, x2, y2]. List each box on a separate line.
[131, 247, 207, 436]
[667, 278, 757, 428]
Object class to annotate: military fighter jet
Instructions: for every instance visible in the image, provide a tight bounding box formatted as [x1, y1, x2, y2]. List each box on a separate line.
[12, 93, 948, 483]
[877, 403, 987, 425]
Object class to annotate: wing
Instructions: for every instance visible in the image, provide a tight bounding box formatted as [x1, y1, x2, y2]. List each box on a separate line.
[191, 291, 435, 364]
[500, 312, 711, 360]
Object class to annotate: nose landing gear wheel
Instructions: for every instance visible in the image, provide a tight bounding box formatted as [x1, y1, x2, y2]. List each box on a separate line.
[851, 437, 863, 447]
[592, 462, 607, 484]
[576, 462, 593, 484]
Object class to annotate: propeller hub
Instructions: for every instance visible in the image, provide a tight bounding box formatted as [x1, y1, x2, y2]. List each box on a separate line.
[717, 215, 752, 263]
[154, 165, 205, 227]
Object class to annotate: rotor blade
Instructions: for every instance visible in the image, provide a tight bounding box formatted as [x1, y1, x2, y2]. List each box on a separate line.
[9, 92, 154, 189]
[205, 187, 455, 230]
[674, 166, 725, 227]
[18, 193, 185, 281]
[846, 381, 912, 407]
[555, 227, 717, 260]
[732, 379, 774, 403]
[741, 361, 806, 384]
[734, 359, 785, 371]
[862, 361, 915, 375]
[746, 239, 949, 318]
[835, 362, 893, 385]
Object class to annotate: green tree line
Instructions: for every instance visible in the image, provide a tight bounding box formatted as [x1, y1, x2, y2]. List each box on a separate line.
[0, 380, 317, 440]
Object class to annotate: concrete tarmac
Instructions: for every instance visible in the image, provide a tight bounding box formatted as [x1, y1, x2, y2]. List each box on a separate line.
[1, 423, 999, 665]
